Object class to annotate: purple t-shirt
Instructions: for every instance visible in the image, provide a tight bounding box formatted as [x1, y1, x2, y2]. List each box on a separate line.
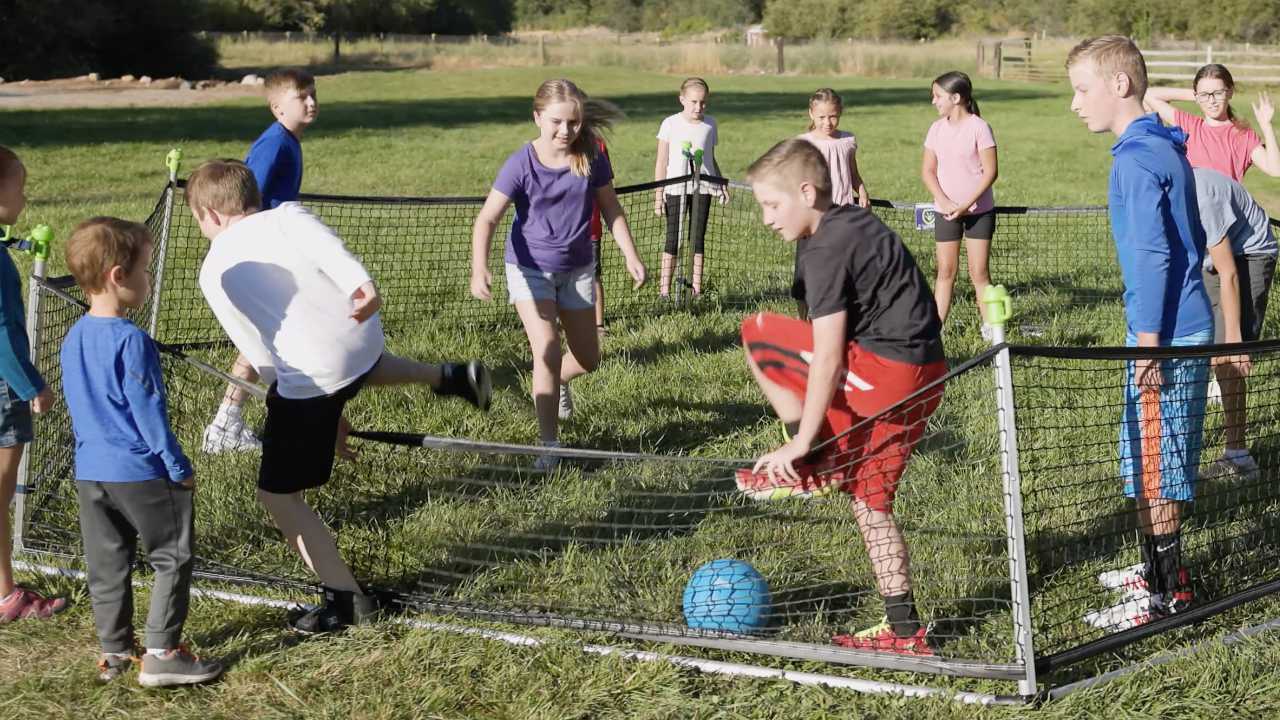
[493, 143, 613, 272]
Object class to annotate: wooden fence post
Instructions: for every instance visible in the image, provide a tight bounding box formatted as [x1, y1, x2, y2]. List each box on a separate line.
[776, 37, 785, 74]
[994, 42, 1003, 80]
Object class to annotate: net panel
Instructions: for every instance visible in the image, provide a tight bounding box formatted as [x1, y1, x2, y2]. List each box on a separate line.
[1011, 341, 1280, 669]
[21, 283, 1022, 676]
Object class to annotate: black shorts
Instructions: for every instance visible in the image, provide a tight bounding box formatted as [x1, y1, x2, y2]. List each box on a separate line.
[934, 209, 995, 242]
[663, 192, 712, 255]
[1204, 254, 1276, 343]
[258, 360, 378, 495]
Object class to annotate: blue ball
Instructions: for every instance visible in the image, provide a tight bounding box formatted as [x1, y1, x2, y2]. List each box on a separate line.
[682, 559, 772, 633]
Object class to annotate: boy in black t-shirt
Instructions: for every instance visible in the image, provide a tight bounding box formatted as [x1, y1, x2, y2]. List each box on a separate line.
[737, 138, 948, 655]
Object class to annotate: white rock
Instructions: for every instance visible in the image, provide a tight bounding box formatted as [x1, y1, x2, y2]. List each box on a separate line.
[139, 75, 152, 84]
[121, 74, 135, 82]
[240, 73, 260, 85]
[255, 76, 265, 85]
[179, 80, 192, 90]
[87, 72, 98, 81]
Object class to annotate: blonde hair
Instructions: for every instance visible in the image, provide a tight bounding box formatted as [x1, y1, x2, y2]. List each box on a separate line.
[66, 217, 152, 295]
[1066, 35, 1148, 98]
[746, 139, 832, 203]
[185, 159, 262, 218]
[265, 68, 315, 103]
[680, 77, 710, 96]
[0, 145, 22, 184]
[533, 79, 623, 177]
[807, 88, 843, 131]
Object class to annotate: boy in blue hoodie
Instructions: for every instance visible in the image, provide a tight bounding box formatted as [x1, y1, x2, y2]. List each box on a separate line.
[1067, 36, 1213, 630]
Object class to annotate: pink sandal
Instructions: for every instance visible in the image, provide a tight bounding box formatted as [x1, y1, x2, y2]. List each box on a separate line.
[0, 587, 68, 623]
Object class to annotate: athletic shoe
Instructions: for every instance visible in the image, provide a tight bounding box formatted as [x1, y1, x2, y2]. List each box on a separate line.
[1098, 562, 1149, 595]
[201, 421, 261, 454]
[288, 588, 378, 635]
[831, 618, 934, 656]
[734, 456, 845, 501]
[95, 652, 136, 683]
[1207, 378, 1222, 406]
[138, 646, 223, 687]
[558, 384, 574, 420]
[449, 361, 492, 412]
[1209, 451, 1260, 481]
[0, 587, 68, 623]
[1083, 591, 1152, 632]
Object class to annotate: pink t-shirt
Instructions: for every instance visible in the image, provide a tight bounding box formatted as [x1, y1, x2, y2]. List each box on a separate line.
[924, 114, 997, 214]
[1173, 108, 1262, 182]
[799, 130, 858, 206]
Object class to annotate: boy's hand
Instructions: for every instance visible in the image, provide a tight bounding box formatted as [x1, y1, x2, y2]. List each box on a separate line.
[1134, 357, 1164, 391]
[178, 472, 195, 489]
[752, 438, 810, 484]
[31, 387, 54, 414]
[857, 189, 871, 209]
[336, 415, 357, 460]
[350, 281, 381, 323]
[719, 187, 731, 205]
[626, 255, 647, 289]
[470, 267, 492, 301]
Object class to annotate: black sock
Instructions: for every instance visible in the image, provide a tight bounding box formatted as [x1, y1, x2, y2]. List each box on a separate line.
[1139, 533, 1156, 580]
[1152, 532, 1184, 594]
[784, 421, 801, 439]
[433, 363, 465, 397]
[884, 591, 921, 637]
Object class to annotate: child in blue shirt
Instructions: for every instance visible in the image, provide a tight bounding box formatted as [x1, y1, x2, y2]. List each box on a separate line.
[1067, 36, 1213, 629]
[61, 217, 222, 686]
[0, 146, 65, 626]
[205, 69, 318, 455]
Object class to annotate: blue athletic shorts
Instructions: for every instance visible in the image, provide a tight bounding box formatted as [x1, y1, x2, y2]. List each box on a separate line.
[1119, 329, 1212, 503]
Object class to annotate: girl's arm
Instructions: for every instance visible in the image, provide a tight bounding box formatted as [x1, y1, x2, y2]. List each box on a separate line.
[1250, 92, 1280, 177]
[1143, 87, 1193, 126]
[848, 145, 870, 208]
[470, 189, 512, 301]
[921, 148, 954, 212]
[597, 183, 647, 288]
[948, 146, 998, 220]
[654, 139, 669, 216]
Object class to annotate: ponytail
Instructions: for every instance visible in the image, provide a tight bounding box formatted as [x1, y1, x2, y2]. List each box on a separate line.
[933, 70, 980, 117]
[807, 88, 844, 131]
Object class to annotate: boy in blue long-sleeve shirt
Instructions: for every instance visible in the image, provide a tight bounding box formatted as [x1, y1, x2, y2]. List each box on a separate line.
[62, 217, 222, 686]
[0, 146, 66, 625]
[204, 69, 318, 455]
[1067, 36, 1213, 630]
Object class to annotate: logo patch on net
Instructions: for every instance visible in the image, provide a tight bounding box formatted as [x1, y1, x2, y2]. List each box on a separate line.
[914, 203, 937, 231]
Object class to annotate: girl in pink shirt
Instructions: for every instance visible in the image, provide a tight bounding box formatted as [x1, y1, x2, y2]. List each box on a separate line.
[1144, 64, 1280, 181]
[798, 88, 870, 208]
[921, 71, 998, 334]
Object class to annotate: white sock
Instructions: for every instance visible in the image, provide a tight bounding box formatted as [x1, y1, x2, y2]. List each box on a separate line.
[146, 647, 169, 657]
[104, 650, 133, 660]
[213, 401, 243, 428]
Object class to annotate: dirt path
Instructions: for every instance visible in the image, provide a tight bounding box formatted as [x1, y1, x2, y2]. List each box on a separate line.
[0, 76, 263, 110]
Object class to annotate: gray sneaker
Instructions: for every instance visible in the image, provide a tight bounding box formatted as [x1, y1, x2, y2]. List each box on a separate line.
[96, 652, 135, 683]
[138, 646, 223, 687]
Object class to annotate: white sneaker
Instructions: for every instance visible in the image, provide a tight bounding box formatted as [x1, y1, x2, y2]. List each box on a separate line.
[557, 385, 574, 421]
[981, 324, 995, 342]
[1083, 590, 1152, 632]
[202, 422, 261, 454]
[1207, 378, 1222, 406]
[1098, 562, 1149, 595]
[1210, 451, 1260, 481]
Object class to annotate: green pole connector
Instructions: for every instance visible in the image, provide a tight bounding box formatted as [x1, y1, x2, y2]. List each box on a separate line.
[982, 284, 1012, 327]
[681, 140, 693, 157]
[166, 148, 183, 181]
[28, 225, 51, 261]
[0, 226, 10, 244]
[693, 149, 704, 166]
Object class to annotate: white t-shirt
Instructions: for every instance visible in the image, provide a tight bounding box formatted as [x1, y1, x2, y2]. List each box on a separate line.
[657, 113, 720, 195]
[198, 202, 385, 399]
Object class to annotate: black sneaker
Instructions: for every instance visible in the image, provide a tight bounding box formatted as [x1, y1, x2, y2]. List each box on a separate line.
[96, 652, 136, 683]
[138, 646, 223, 687]
[288, 587, 379, 635]
[441, 361, 491, 412]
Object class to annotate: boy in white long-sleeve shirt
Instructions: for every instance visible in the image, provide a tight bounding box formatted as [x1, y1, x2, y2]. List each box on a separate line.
[186, 159, 492, 633]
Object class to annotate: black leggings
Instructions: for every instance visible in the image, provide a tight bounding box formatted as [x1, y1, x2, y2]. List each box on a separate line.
[663, 193, 712, 256]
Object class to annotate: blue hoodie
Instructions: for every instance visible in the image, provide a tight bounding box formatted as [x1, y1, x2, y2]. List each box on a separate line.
[1108, 114, 1212, 341]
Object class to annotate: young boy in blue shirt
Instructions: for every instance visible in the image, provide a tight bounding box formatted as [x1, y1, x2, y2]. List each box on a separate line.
[0, 146, 65, 625]
[204, 69, 318, 454]
[1067, 36, 1214, 629]
[62, 217, 222, 686]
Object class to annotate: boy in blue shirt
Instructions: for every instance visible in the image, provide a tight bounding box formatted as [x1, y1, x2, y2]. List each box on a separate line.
[1067, 36, 1213, 629]
[0, 146, 66, 625]
[204, 69, 318, 454]
[62, 217, 222, 686]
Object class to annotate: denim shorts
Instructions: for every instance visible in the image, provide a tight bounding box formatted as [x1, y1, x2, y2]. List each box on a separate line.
[0, 379, 33, 448]
[505, 262, 595, 310]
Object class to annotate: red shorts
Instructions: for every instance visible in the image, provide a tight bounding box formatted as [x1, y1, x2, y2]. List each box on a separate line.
[742, 312, 947, 512]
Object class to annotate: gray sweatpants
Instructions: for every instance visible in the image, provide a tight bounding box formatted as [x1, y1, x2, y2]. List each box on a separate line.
[75, 479, 194, 653]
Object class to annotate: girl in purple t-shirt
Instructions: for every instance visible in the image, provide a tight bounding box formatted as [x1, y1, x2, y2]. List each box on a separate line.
[471, 79, 646, 469]
[921, 71, 999, 336]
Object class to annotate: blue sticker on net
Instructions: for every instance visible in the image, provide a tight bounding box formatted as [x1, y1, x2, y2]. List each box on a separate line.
[914, 203, 936, 231]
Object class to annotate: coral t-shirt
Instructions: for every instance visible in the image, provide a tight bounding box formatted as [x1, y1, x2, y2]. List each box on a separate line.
[924, 114, 996, 214]
[1173, 108, 1262, 182]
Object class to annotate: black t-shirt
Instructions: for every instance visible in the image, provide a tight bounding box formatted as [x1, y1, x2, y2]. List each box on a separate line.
[791, 205, 945, 365]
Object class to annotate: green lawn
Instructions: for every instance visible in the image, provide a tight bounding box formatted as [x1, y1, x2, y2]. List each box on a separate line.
[6, 66, 1280, 718]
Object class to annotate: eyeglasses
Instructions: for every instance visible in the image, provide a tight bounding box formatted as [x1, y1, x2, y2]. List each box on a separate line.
[1195, 89, 1229, 102]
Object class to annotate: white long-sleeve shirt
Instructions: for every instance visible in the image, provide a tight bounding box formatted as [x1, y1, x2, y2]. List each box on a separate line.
[199, 202, 385, 399]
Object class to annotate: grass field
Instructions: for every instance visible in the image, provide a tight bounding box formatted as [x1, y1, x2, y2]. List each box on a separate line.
[6, 66, 1280, 717]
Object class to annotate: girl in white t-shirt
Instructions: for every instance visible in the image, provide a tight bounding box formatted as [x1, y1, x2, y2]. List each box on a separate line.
[920, 71, 998, 334]
[798, 88, 870, 208]
[654, 77, 728, 297]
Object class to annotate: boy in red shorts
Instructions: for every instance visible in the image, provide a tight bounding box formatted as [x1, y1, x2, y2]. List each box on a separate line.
[736, 138, 947, 655]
